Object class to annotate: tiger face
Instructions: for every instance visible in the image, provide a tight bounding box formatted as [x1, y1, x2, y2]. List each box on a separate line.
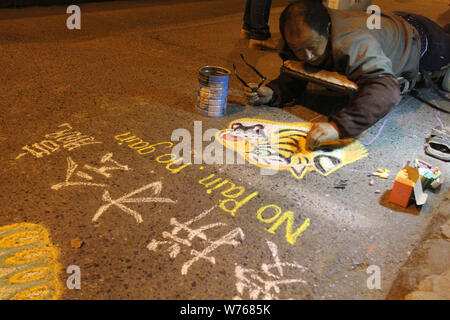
[216, 118, 368, 179]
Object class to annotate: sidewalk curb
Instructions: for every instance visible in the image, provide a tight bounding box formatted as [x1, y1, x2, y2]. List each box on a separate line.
[386, 190, 450, 299]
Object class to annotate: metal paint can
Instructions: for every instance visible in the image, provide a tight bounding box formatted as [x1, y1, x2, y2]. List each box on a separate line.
[196, 66, 231, 117]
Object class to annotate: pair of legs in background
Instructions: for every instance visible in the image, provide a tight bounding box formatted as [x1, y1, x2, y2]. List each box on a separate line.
[395, 12, 450, 160]
[241, 0, 276, 50]
[395, 11, 450, 92]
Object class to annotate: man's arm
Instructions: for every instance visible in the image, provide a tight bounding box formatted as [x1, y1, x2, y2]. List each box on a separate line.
[329, 76, 401, 138]
[304, 76, 400, 150]
[266, 73, 308, 107]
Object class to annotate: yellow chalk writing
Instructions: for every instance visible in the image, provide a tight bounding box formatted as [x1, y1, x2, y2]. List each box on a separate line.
[198, 173, 259, 216]
[257, 204, 310, 245]
[115, 132, 312, 245]
[257, 204, 282, 224]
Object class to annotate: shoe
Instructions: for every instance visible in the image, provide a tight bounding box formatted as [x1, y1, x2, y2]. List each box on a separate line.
[426, 136, 450, 161]
[249, 38, 277, 51]
[426, 126, 450, 162]
[240, 29, 251, 40]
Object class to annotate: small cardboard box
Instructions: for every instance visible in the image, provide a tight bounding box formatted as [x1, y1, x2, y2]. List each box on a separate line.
[326, 0, 372, 10]
[389, 165, 428, 208]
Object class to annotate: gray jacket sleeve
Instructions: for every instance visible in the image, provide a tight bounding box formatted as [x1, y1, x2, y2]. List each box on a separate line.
[332, 32, 395, 82]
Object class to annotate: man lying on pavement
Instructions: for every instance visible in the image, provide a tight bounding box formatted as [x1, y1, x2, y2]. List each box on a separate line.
[245, 0, 450, 150]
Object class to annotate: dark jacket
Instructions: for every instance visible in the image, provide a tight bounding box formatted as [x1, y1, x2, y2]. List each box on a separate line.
[267, 9, 422, 138]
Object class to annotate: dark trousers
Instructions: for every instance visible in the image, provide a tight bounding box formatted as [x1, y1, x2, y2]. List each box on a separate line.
[396, 12, 450, 72]
[243, 0, 272, 40]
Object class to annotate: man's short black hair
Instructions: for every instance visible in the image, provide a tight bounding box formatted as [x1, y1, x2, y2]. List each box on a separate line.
[280, 0, 331, 40]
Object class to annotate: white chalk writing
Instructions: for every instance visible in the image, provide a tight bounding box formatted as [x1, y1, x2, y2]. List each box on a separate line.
[147, 206, 245, 275]
[51, 153, 130, 190]
[16, 123, 101, 160]
[92, 182, 176, 223]
[233, 240, 308, 300]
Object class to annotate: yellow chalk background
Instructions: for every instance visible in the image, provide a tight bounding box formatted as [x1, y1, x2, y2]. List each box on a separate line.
[0, 223, 62, 300]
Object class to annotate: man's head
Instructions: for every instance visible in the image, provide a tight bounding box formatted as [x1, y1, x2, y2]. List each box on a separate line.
[280, 0, 331, 66]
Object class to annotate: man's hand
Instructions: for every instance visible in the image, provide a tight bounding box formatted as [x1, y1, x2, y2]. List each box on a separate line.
[306, 122, 340, 151]
[244, 83, 274, 105]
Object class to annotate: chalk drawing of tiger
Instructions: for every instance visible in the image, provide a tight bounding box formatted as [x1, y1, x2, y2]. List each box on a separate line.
[216, 118, 368, 179]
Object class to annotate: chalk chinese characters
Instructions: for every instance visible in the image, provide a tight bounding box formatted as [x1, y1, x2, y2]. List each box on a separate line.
[51, 152, 175, 224]
[51, 153, 130, 190]
[234, 240, 309, 300]
[16, 123, 102, 160]
[147, 206, 245, 275]
[92, 182, 176, 224]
